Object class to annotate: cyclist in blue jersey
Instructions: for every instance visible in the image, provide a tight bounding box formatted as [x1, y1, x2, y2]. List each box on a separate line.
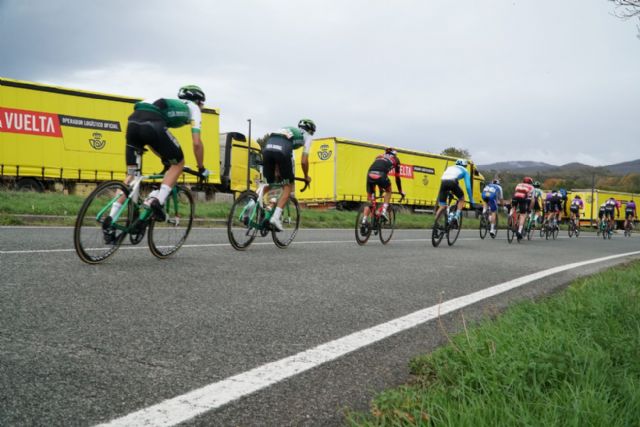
[261, 119, 315, 231]
[481, 178, 504, 238]
[435, 159, 475, 224]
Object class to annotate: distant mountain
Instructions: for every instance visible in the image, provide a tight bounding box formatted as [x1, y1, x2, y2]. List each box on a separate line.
[478, 161, 555, 173]
[478, 159, 639, 176]
[605, 159, 640, 175]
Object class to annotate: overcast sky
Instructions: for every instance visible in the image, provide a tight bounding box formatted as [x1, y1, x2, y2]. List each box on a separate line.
[1, 0, 639, 166]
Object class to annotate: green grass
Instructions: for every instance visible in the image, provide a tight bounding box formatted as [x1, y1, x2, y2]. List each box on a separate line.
[345, 261, 640, 426]
[0, 190, 482, 229]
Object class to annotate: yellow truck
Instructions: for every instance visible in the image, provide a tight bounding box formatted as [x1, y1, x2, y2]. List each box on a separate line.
[294, 137, 484, 210]
[567, 189, 639, 228]
[0, 77, 260, 194]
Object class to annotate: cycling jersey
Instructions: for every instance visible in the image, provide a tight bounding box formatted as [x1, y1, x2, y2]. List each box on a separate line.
[134, 98, 201, 130]
[604, 199, 619, 218]
[438, 165, 474, 206]
[545, 191, 562, 212]
[570, 198, 584, 213]
[268, 126, 313, 153]
[262, 127, 313, 184]
[513, 182, 534, 214]
[482, 183, 503, 213]
[532, 188, 543, 211]
[626, 201, 636, 219]
[125, 98, 201, 167]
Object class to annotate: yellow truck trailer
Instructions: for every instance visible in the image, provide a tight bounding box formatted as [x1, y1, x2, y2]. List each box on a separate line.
[567, 189, 639, 228]
[294, 137, 484, 210]
[0, 77, 260, 193]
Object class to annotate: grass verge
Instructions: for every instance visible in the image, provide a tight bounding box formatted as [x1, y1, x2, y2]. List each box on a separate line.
[345, 261, 640, 426]
[0, 190, 481, 229]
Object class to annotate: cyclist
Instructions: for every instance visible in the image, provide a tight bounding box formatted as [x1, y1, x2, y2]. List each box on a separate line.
[435, 159, 475, 226]
[481, 178, 504, 238]
[531, 181, 544, 227]
[106, 85, 210, 241]
[624, 199, 637, 232]
[569, 194, 584, 225]
[558, 188, 568, 222]
[597, 202, 607, 232]
[261, 119, 315, 231]
[512, 177, 535, 240]
[545, 189, 562, 229]
[604, 197, 621, 232]
[362, 147, 406, 225]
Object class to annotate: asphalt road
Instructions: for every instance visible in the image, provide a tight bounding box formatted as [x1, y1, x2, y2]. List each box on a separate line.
[1, 226, 639, 426]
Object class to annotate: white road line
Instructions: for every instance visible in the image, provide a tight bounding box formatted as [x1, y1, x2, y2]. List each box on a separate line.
[97, 250, 640, 427]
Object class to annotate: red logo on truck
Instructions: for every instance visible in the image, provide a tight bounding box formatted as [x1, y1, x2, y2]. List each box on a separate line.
[0, 107, 62, 137]
[389, 164, 414, 179]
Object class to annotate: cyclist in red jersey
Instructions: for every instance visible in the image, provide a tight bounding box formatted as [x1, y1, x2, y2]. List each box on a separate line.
[362, 147, 405, 223]
[512, 177, 536, 240]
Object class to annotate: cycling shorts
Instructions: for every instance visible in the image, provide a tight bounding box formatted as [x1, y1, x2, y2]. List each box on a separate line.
[570, 205, 580, 214]
[604, 206, 615, 218]
[482, 195, 498, 213]
[514, 197, 531, 214]
[625, 210, 635, 220]
[598, 208, 606, 219]
[262, 134, 296, 184]
[125, 110, 184, 167]
[366, 171, 391, 196]
[438, 180, 463, 206]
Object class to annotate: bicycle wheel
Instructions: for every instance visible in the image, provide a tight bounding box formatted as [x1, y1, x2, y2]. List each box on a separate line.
[575, 223, 581, 237]
[228, 191, 259, 250]
[74, 181, 129, 264]
[552, 225, 559, 240]
[479, 214, 488, 239]
[148, 186, 194, 259]
[431, 209, 446, 247]
[506, 215, 515, 244]
[379, 205, 396, 244]
[355, 204, 373, 245]
[447, 213, 462, 246]
[568, 222, 574, 238]
[273, 197, 301, 248]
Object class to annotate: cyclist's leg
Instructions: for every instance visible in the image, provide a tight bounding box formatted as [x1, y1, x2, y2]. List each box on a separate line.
[144, 123, 185, 212]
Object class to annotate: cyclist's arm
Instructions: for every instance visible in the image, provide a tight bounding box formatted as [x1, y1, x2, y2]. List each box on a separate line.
[301, 133, 312, 182]
[188, 103, 205, 169]
[394, 162, 403, 195]
[462, 171, 473, 205]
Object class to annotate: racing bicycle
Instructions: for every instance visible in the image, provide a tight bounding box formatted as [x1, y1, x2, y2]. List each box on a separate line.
[624, 219, 635, 237]
[227, 177, 308, 250]
[432, 193, 464, 247]
[568, 215, 581, 238]
[355, 193, 403, 245]
[74, 159, 202, 264]
[478, 208, 498, 240]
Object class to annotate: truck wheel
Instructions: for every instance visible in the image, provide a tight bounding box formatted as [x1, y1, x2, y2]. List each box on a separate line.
[16, 178, 45, 192]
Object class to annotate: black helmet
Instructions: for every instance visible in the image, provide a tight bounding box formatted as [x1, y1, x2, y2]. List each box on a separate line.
[178, 85, 206, 103]
[298, 118, 316, 135]
[385, 147, 397, 156]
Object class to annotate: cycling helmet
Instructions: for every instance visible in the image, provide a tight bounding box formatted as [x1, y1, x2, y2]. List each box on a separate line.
[385, 147, 397, 156]
[523, 176, 533, 184]
[533, 180, 541, 188]
[492, 179, 501, 185]
[455, 159, 468, 167]
[178, 85, 206, 103]
[298, 118, 316, 135]
[575, 195, 581, 199]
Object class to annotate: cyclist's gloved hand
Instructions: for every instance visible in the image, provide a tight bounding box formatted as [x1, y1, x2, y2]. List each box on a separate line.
[198, 167, 211, 178]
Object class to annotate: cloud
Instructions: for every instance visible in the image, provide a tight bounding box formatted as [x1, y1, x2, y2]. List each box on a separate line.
[2, 0, 640, 166]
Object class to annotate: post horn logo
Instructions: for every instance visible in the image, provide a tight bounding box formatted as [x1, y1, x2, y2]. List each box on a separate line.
[89, 132, 107, 150]
[317, 144, 332, 161]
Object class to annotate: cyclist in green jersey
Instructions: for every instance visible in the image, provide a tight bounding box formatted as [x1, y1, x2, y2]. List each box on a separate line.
[261, 119, 316, 231]
[531, 181, 544, 226]
[108, 85, 210, 224]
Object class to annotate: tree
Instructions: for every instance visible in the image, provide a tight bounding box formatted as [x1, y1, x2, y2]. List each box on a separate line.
[609, 0, 640, 38]
[440, 147, 471, 159]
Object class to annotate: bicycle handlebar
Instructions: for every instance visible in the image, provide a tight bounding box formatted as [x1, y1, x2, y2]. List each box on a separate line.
[295, 177, 310, 193]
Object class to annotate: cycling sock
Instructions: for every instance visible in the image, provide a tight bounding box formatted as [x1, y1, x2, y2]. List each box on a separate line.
[518, 225, 523, 233]
[156, 184, 172, 205]
[273, 206, 283, 220]
[109, 202, 122, 218]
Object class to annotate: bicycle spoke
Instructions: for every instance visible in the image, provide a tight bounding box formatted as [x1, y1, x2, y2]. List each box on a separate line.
[148, 186, 194, 258]
[272, 197, 300, 248]
[227, 192, 259, 250]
